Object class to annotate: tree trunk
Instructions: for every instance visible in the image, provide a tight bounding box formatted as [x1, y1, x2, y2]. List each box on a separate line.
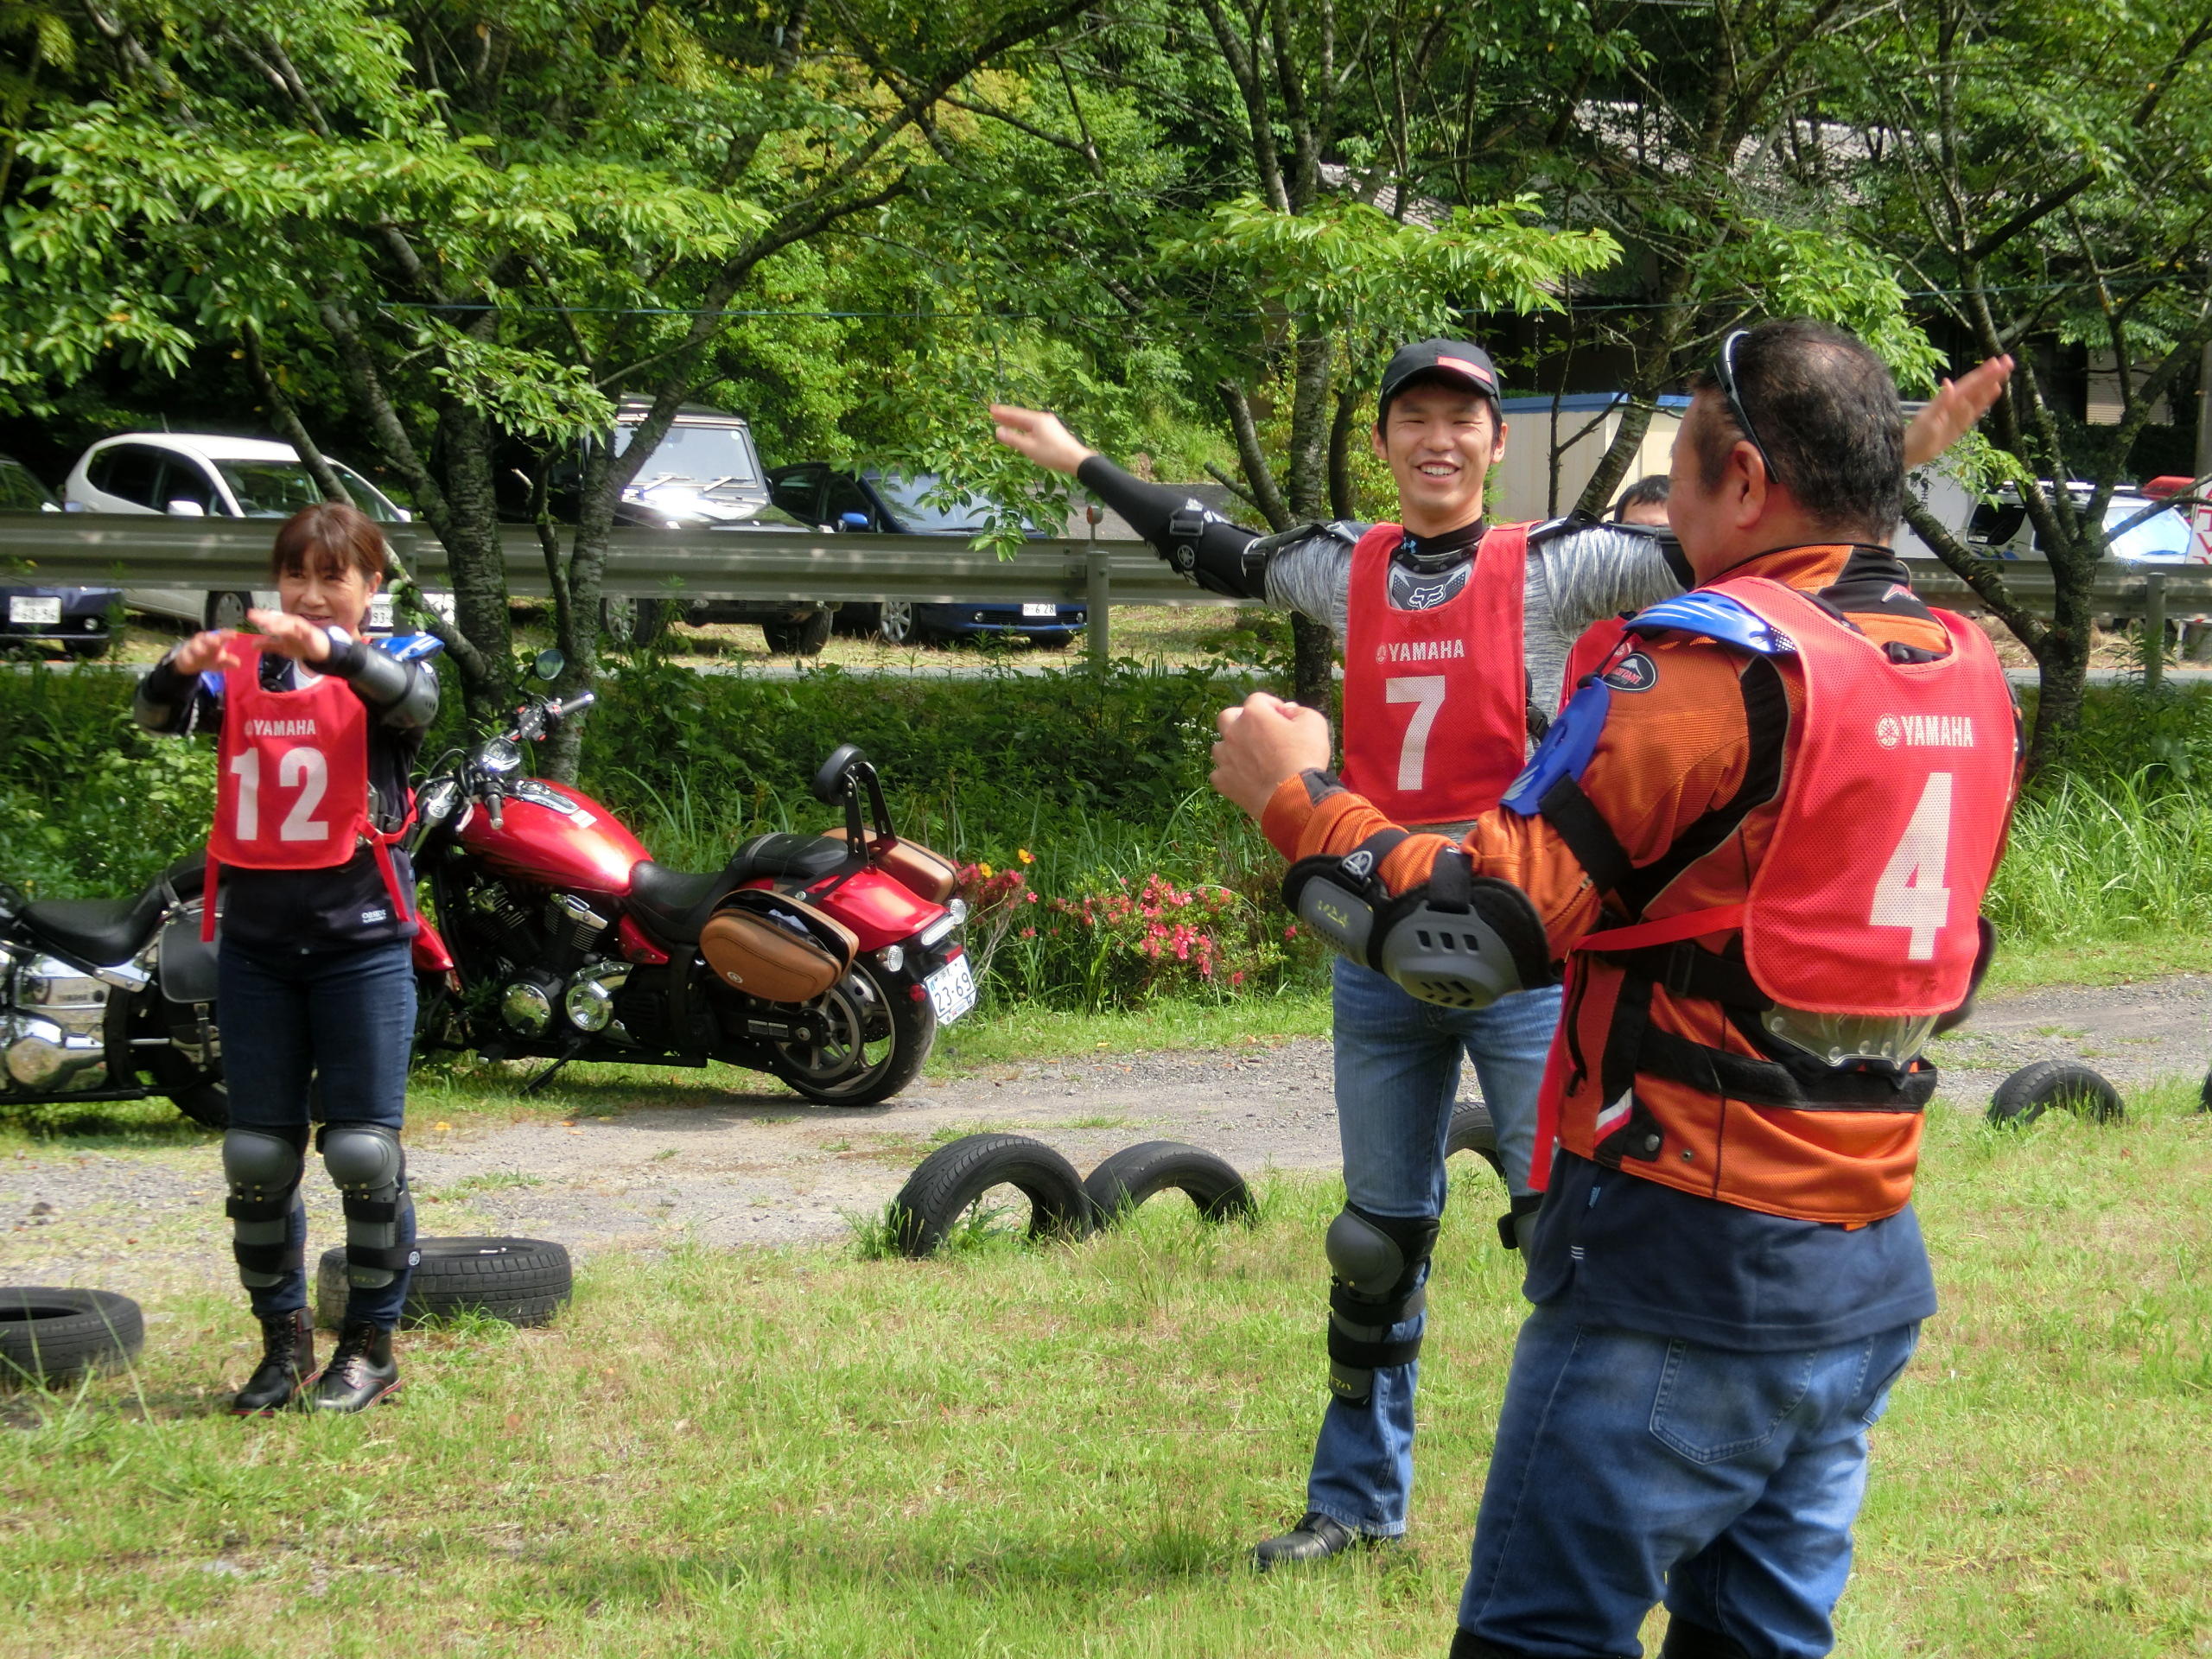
[433, 406, 518, 733]
[2024, 550, 2098, 777]
[1284, 332, 1338, 710]
[1573, 396, 1658, 519]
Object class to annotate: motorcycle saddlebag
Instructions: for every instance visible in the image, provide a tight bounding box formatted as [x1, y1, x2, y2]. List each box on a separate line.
[700, 890, 858, 1004]
[830, 833, 959, 905]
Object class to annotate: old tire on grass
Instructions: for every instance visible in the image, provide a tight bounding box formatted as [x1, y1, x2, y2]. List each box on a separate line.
[1083, 1141, 1255, 1226]
[316, 1236, 572, 1331]
[889, 1134, 1091, 1257]
[1987, 1061, 2124, 1128]
[1446, 1101, 1504, 1179]
[0, 1287, 143, 1387]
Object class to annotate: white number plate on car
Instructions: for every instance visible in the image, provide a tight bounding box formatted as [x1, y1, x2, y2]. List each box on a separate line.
[1020, 602, 1057, 617]
[8, 596, 60, 626]
[925, 955, 977, 1024]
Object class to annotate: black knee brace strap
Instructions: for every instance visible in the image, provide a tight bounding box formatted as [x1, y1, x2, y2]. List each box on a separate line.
[1325, 1205, 1440, 1406]
[1496, 1192, 1545, 1252]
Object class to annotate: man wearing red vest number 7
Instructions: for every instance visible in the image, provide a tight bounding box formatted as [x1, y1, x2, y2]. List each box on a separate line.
[1210, 319, 2019, 1656]
[137, 503, 442, 1417]
[992, 340, 2005, 1570]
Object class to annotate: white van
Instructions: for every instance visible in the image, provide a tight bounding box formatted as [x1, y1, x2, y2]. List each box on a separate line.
[63, 433, 423, 631]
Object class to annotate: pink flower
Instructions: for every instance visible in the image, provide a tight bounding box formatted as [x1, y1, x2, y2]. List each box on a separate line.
[1230, 971, 1246, 987]
[1019, 926, 1035, 938]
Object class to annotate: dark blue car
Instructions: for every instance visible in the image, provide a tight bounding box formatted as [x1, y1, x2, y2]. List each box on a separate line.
[0, 454, 118, 658]
[766, 464, 1085, 646]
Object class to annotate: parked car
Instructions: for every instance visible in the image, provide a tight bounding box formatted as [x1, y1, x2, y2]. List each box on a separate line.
[766, 465, 1084, 646]
[0, 454, 118, 658]
[62, 433, 416, 631]
[1966, 480, 2204, 564]
[515, 399, 837, 653]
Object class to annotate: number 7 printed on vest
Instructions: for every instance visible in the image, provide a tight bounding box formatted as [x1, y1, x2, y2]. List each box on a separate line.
[1870, 772, 1953, 961]
[1385, 676, 1448, 792]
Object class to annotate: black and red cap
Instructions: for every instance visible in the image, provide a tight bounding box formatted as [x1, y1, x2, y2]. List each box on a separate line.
[1377, 339, 1502, 420]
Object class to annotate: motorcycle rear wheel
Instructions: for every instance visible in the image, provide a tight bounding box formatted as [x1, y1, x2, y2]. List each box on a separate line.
[765, 960, 934, 1107]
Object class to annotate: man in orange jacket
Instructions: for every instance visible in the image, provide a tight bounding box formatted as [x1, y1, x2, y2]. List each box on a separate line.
[1210, 319, 2018, 1657]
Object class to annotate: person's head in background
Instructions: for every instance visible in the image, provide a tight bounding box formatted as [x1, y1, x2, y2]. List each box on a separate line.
[1611, 474, 1670, 527]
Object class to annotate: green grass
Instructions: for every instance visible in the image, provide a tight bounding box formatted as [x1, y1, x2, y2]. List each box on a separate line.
[6, 1083, 2212, 1656]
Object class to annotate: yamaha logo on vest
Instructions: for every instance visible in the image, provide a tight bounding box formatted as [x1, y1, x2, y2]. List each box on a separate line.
[242, 717, 322, 738]
[1375, 638, 1467, 664]
[1875, 713, 1976, 749]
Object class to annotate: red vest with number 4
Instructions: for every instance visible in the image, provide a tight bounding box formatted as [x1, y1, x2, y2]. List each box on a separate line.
[1725, 577, 2014, 1014]
[1535, 577, 2017, 1222]
[1339, 522, 1529, 824]
[201, 639, 410, 942]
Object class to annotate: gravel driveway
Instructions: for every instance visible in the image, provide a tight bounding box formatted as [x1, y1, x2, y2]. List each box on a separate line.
[5, 975, 2208, 1300]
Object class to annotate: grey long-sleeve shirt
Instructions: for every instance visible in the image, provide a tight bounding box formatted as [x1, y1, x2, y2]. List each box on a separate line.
[1074, 455, 1688, 713]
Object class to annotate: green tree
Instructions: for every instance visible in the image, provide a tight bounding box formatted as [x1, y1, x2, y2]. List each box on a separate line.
[0, 0, 1090, 771]
[1847, 0, 2212, 769]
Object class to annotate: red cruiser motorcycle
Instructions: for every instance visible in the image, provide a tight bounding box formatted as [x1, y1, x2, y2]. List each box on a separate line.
[404, 683, 973, 1106]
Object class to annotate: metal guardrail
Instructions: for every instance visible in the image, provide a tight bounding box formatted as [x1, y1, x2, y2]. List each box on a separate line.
[5, 517, 2209, 670]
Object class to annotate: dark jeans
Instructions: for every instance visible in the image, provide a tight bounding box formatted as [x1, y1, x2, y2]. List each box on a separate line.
[218, 938, 417, 1329]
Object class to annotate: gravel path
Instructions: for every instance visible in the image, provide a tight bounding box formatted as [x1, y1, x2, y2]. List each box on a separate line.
[5, 975, 2209, 1299]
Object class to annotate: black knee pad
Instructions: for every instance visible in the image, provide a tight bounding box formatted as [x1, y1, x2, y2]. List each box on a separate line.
[318, 1122, 418, 1289]
[1323, 1205, 1439, 1407]
[223, 1126, 307, 1289]
[1658, 1617, 1755, 1659]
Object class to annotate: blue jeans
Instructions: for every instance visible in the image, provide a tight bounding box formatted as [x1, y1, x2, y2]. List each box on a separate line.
[1458, 1305, 1920, 1657]
[1306, 960, 1562, 1537]
[218, 938, 417, 1330]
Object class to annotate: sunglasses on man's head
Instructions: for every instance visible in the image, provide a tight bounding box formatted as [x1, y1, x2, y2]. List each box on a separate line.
[1713, 329, 1785, 489]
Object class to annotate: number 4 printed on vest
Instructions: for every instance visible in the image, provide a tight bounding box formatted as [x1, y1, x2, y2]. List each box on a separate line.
[1869, 772, 1953, 961]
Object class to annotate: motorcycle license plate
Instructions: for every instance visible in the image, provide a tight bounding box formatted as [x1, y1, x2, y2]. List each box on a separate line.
[1020, 603, 1057, 618]
[925, 955, 977, 1024]
[8, 596, 59, 626]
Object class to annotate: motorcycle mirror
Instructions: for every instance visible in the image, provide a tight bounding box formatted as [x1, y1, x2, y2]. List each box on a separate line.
[533, 648, 564, 681]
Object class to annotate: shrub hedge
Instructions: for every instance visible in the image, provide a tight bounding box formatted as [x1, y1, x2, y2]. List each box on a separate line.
[6, 658, 2209, 1008]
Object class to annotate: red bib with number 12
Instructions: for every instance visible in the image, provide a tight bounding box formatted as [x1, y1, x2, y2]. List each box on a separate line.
[202, 638, 405, 941]
[1339, 521, 1530, 825]
[1721, 576, 2018, 1016]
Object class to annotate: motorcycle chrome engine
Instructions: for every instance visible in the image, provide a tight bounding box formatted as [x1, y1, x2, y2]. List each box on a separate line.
[1, 950, 111, 1092]
[562, 962, 631, 1034]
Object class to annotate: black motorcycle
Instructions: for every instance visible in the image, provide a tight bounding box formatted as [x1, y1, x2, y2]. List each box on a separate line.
[0, 857, 226, 1127]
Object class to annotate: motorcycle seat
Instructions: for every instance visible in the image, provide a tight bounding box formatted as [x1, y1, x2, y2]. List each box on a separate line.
[627, 834, 855, 944]
[19, 855, 205, 966]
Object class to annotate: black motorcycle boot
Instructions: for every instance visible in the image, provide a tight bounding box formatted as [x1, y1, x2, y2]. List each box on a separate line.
[1251, 1511, 1392, 1571]
[232, 1308, 317, 1415]
[310, 1321, 401, 1414]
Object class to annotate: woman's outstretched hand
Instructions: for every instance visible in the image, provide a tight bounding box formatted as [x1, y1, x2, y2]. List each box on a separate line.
[245, 608, 339, 664]
[989, 405, 1096, 478]
[170, 630, 241, 675]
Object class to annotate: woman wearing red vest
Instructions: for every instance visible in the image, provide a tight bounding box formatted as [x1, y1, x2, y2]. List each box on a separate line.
[1211, 322, 2017, 1656]
[135, 503, 441, 1414]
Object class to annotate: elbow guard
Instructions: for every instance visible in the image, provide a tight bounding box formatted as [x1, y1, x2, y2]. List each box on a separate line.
[1160, 505, 1274, 600]
[1282, 834, 1556, 1009]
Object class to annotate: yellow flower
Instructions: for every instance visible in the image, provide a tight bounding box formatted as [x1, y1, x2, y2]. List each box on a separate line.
[1017, 848, 1034, 865]
[978, 863, 994, 880]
